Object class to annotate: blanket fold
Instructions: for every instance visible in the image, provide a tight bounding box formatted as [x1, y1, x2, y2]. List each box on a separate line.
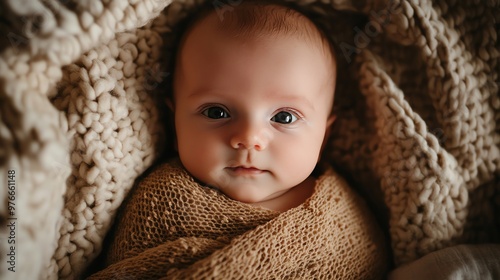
[89, 160, 388, 279]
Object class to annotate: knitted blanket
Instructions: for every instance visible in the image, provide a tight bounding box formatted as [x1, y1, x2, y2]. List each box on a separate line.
[0, 0, 498, 279]
[87, 160, 388, 279]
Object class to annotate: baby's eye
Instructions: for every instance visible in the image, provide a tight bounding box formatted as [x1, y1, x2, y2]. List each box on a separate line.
[271, 111, 298, 124]
[202, 106, 230, 119]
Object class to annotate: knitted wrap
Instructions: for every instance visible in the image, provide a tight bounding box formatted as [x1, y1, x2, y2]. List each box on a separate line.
[88, 160, 388, 279]
[0, 0, 498, 279]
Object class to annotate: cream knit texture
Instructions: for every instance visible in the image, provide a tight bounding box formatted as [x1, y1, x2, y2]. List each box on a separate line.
[0, 0, 498, 279]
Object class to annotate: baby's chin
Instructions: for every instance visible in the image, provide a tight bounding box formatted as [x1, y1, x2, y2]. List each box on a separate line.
[224, 191, 265, 204]
[215, 183, 291, 205]
[196, 170, 302, 204]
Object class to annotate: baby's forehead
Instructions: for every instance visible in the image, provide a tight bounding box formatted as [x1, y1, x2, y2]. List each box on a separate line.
[183, 2, 335, 60]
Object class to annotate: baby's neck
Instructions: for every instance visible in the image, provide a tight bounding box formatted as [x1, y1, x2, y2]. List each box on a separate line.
[251, 176, 316, 212]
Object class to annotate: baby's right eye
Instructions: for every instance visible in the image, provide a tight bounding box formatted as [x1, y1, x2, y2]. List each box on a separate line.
[202, 106, 230, 119]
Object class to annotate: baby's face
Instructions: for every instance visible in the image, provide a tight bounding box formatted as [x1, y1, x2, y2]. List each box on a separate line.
[172, 15, 335, 204]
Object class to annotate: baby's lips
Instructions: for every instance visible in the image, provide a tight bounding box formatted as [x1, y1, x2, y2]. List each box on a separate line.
[226, 166, 266, 175]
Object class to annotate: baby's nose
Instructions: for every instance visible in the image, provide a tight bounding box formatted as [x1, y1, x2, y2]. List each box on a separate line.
[230, 123, 271, 151]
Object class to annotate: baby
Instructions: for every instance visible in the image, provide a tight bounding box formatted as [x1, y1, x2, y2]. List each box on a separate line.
[169, 0, 336, 212]
[89, 2, 388, 279]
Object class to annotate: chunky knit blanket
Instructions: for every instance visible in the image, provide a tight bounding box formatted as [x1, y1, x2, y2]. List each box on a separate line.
[87, 159, 388, 279]
[0, 0, 498, 279]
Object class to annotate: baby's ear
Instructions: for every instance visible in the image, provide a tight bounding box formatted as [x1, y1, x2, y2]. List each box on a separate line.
[326, 114, 336, 127]
[320, 114, 336, 157]
[324, 114, 336, 140]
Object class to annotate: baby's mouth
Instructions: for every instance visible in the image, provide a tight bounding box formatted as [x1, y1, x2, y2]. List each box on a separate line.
[226, 166, 266, 175]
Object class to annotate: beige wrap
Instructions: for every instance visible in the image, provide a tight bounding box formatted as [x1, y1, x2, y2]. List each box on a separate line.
[89, 160, 388, 279]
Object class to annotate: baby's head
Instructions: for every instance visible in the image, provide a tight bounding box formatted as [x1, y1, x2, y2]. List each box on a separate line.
[169, 1, 337, 204]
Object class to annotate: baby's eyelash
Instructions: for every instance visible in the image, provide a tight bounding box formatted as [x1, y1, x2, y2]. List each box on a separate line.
[197, 103, 228, 113]
[278, 108, 304, 119]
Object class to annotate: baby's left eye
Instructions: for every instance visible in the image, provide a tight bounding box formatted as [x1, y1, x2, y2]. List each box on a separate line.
[271, 111, 298, 124]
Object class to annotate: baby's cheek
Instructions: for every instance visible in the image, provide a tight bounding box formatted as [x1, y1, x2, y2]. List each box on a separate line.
[274, 138, 317, 178]
[299, 135, 323, 165]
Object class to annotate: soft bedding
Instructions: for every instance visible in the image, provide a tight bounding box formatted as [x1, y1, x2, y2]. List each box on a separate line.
[0, 0, 498, 279]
